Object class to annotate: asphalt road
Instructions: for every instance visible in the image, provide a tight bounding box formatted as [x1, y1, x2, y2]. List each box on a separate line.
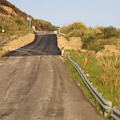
[0, 33, 105, 120]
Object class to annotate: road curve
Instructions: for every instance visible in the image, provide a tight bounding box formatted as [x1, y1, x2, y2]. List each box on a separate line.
[0, 33, 105, 120]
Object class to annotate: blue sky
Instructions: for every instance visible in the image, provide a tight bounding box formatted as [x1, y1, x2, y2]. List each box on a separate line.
[8, 0, 120, 28]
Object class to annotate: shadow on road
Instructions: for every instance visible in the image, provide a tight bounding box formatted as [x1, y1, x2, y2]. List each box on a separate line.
[5, 34, 61, 56]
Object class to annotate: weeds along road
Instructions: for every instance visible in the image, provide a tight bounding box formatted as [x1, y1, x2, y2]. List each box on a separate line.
[0, 33, 105, 120]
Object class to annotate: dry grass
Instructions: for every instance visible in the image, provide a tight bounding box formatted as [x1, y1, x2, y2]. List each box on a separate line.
[65, 50, 120, 110]
[98, 56, 120, 109]
[0, 49, 9, 58]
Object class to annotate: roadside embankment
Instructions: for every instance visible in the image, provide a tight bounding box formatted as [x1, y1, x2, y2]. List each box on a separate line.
[0, 33, 35, 58]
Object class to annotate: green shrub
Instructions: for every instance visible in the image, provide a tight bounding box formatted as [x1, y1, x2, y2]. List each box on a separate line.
[82, 34, 96, 49]
[61, 22, 87, 34]
[15, 19, 24, 25]
[65, 36, 70, 41]
[35, 19, 58, 31]
[70, 22, 87, 30]
[104, 26, 118, 38]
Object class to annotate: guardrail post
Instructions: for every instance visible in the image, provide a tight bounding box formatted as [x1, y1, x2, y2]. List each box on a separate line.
[104, 111, 107, 117]
[61, 50, 64, 56]
[104, 101, 112, 117]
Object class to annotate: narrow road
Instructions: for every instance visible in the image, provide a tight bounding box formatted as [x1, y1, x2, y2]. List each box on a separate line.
[0, 33, 105, 120]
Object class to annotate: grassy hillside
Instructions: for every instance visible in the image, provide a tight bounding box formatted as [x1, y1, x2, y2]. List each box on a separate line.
[61, 22, 120, 52]
[0, 0, 58, 35]
[61, 22, 120, 113]
[0, 0, 58, 58]
[64, 51, 120, 112]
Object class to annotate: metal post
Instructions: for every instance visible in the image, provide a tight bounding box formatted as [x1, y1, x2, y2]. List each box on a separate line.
[27, 15, 32, 29]
[58, 28, 60, 34]
[29, 18, 32, 28]
[2, 19, 3, 29]
[27, 16, 29, 28]
[2, 19, 5, 33]
[104, 111, 108, 117]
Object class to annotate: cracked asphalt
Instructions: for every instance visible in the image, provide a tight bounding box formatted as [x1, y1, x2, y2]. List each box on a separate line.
[0, 33, 105, 120]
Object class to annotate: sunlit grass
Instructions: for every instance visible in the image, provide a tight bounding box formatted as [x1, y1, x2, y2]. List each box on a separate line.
[0, 50, 9, 58]
[64, 50, 104, 113]
[98, 56, 120, 109]
[64, 50, 120, 112]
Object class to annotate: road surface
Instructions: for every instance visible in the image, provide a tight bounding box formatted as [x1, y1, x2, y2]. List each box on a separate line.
[0, 33, 105, 120]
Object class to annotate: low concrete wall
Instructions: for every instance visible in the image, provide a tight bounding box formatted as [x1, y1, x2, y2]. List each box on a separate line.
[35, 31, 57, 35]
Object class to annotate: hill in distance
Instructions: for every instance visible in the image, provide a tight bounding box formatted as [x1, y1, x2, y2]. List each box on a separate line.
[0, 0, 58, 34]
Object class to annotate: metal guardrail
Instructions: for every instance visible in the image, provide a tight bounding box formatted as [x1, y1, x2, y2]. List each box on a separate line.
[111, 107, 120, 120]
[68, 55, 120, 119]
[58, 28, 66, 36]
[68, 55, 112, 116]
[59, 32, 66, 36]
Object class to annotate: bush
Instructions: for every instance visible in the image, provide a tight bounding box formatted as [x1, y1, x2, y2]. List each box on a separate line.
[82, 35, 96, 50]
[81, 30, 105, 52]
[65, 36, 70, 41]
[35, 19, 58, 31]
[61, 22, 87, 34]
[104, 26, 118, 38]
[70, 22, 87, 30]
[15, 19, 24, 25]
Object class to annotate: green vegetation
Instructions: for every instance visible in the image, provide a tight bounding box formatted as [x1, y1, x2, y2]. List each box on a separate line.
[64, 51, 104, 113]
[35, 19, 58, 31]
[60, 22, 120, 118]
[0, 18, 58, 36]
[64, 50, 120, 112]
[61, 22, 87, 34]
[61, 23, 120, 112]
[0, 0, 58, 35]
[0, 18, 29, 36]
[61, 22, 120, 52]
[104, 26, 120, 38]
[98, 56, 120, 109]
[15, 19, 24, 25]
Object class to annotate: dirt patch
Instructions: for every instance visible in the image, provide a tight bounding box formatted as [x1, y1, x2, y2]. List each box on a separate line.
[57, 36, 82, 50]
[1, 5, 18, 17]
[96, 45, 120, 57]
[0, 33, 35, 57]
[57, 35, 120, 57]
[57, 35, 95, 56]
